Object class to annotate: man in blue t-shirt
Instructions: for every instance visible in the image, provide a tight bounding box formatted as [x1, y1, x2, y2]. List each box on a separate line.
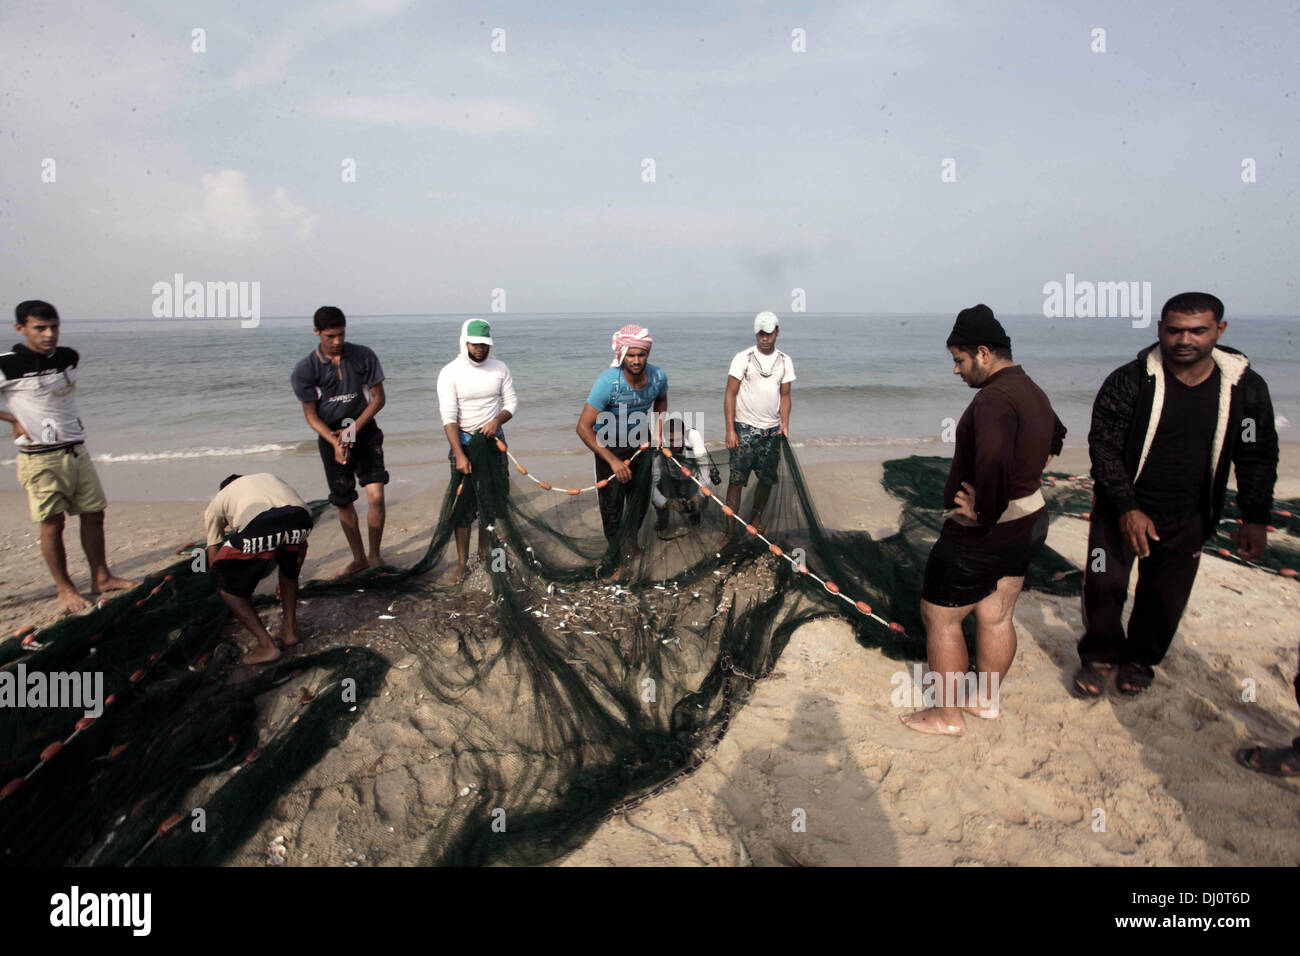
[576, 325, 667, 579]
[289, 306, 388, 577]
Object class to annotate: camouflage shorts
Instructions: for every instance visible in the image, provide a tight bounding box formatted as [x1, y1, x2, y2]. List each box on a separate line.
[727, 423, 781, 487]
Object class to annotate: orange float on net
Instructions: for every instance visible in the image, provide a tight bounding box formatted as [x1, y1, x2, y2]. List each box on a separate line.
[516, 464, 528, 475]
[769, 544, 783, 556]
[129, 669, 146, 683]
[150, 585, 163, 596]
[40, 742, 64, 762]
[661, 447, 674, 458]
[22, 633, 38, 648]
[0, 778, 24, 799]
[164, 574, 174, 582]
[700, 486, 712, 497]
[149, 652, 162, 663]
[496, 439, 507, 452]
[1081, 512, 1091, 519]
[888, 622, 905, 633]
[679, 466, 691, 478]
[745, 524, 757, 535]
[108, 744, 129, 759]
[796, 565, 808, 575]
[720, 505, 734, 517]
[567, 488, 581, 496]
[1267, 525, 1279, 533]
[596, 479, 609, 489]
[823, 581, 840, 594]
[158, 813, 185, 834]
[14, 625, 35, 639]
[75, 717, 95, 731]
[1279, 567, 1298, 578]
[855, 600, 872, 614]
[538, 481, 552, 491]
[245, 747, 262, 763]
[104, 694, 116, 707]
[1278, 510, 1292, 518]
[1216, 548, 1232, 557]
[134, 599, 146, 607]
[639, 443, 650, 450]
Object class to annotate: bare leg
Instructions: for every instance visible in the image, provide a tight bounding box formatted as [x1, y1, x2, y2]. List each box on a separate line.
[216, 589, 280, 664]
[720, 482, 745, 545]
[902, 598, 975, 735]
[477, 523, 490, 564]
[364, 483, 385, 568]
[80, 510, 137, 593]
[277, 570, 300, 647]
[448, 526, 470, 584]
[967, 576, 1024, 718]
[40, 513, 89, 612]
[335, 502, 369, 577]
[749, 483, 773, 531]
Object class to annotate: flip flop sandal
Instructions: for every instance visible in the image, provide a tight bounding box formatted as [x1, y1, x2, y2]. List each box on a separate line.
[1116, 665, 1152, 697]
[1234, 743, 1300, 777]
[1072, 662, 1112, 699]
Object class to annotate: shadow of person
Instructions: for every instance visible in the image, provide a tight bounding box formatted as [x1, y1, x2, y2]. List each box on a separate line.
[717, 691, 898, 866]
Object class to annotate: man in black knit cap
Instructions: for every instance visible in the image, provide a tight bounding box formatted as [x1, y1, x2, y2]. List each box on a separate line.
[1076, 292, 1278, 701]
[902, 305, 1066, 736]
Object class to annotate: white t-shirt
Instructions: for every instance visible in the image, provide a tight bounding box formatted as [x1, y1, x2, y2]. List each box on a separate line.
[436, 354, 518, 434]
[727, 348, 795, 430]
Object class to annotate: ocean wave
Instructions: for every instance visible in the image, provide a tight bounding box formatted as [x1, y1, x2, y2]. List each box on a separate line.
[87, 443, 304, 463]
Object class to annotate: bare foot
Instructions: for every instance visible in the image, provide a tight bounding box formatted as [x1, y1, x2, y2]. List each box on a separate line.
[278, 629, 301, 648]
[442, 565, 468, 587]
[900, 708, 965, 736]
[243, 644, 282, 665]
[610, 563, 630, 583]
[92, 575, 138, 593]
[58, 587, 91, 614]
[334, 558, 369, 579]
[962, 703, 999, 720]
[367, 553, 385, 569]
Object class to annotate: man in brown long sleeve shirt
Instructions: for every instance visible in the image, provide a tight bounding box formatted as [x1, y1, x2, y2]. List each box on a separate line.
[902, 305, 1065, 736]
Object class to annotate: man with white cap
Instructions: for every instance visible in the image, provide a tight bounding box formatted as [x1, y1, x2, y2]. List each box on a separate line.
[437, 318, 517, 585]
[723, 311, 794, 534]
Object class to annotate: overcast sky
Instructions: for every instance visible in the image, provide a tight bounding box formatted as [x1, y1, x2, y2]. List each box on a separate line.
[2, 0, 1297, 319]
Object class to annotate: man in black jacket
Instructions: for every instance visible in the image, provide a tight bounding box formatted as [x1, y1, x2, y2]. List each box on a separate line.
[1075, 292, 1278, 697]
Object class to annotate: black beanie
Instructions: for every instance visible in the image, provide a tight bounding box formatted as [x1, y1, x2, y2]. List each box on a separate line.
[946, 304, 1010, 349]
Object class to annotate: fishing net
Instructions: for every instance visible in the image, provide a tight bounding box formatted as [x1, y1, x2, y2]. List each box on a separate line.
[0, 442, 1290, 866]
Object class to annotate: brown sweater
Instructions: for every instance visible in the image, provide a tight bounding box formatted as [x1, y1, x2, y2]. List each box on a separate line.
[943, 365, 1065, 543]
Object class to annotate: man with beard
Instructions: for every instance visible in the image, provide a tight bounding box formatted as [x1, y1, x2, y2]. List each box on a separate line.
[903, 304, 1066, 736]
[1075, 292, 1277, 698]
[437, 318, 517, 585]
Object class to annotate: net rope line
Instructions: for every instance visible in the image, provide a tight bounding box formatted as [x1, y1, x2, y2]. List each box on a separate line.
[456, 437, 909, 634]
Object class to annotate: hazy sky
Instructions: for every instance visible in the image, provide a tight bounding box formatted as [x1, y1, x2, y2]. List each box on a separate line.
[2, 0, 1297, 319]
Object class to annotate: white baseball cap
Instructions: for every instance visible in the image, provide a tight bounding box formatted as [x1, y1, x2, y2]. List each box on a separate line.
[754, 311, 779, 334]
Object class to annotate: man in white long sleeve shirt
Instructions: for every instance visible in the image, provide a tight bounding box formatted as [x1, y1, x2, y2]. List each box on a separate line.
[436, 318, 518, 584]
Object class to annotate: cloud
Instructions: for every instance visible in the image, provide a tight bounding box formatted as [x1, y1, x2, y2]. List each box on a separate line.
[200, 170, 317, 244]
[301, 94, 542, 133]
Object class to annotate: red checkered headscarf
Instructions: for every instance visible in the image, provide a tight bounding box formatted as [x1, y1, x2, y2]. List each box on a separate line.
[611, 324, 653, 367]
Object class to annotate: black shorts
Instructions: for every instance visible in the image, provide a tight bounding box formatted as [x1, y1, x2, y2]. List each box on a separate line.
[211, 505, 313, 599]
[922, 510, 1049, 608]
[318, 422, 388, 506]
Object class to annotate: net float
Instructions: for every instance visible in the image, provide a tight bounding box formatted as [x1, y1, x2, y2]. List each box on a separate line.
[596, 479, 608, 489]
[823, 581, 840, 594]
[104, 694, 116, 707]
[1279, 568, 1298, 578]
[639, 443, 650, 450]
[129, 669, 146, 683]
[796, 565, 808, 574]
[769, 545, 783, 556]
[538, 481, 552, 491]
[1277, 510, 1292, 517]
[1081, 512, 1091, 519]
[720, 505, 734, 516]
[567, 488, 581, 496]
[700, 487, 712, 497]
[75, 717, 95, 731]
[516, 464, 527, 474]
[0, 778, 24, 799]
[40, 742, 64, 761]
[157, 813, 185, 834]
[22, 633, 39, 647]
[245, 747, 261, 763]
[1216, 548, 1231, 557]
[14, 625, 35, 639]
[855, 601, 872, 614]
[889, 622, 905, 633]
[679, 466, 691, 477]
[662, 448, 674, 458]
[496, 439, 507, 452]
[1267, 525, 1278, 532]
[745, 524, 757, 535]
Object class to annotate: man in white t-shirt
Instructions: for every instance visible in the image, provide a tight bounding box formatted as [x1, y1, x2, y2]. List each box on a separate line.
[723, 311, 794, 533]
[437, 318, 518, 584]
